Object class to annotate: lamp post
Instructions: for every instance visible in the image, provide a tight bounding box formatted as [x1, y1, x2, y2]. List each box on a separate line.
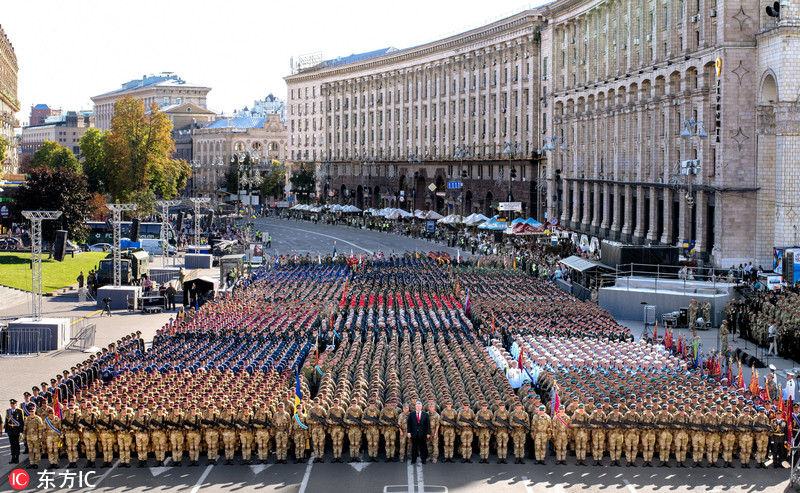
[363, 158, 375, 208]
[502, 141, 521, 203]
[454, 146, 470, 216]
[679, 118, 707, 256]
[190, 159, 200, 197]
[542, 135, 568, 222]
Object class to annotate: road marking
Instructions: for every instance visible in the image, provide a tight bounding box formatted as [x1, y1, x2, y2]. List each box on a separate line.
[623, 479, 638, 493]
[407, 459, 414, 493]
[416, 461, 425, 493]
[149, 457, 172, 476]
[297, 452, 315, 493]
[71, 309, 102, 325]
[521, 475, 534, 493]
[85, 458, 119, 491]
[188, 464, 214, 493]
[263, 223, 373, 254]
[249, 463, 271, 474]
[348, 461, 372, 472]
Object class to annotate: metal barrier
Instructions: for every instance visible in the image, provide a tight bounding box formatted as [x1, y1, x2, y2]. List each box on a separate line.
[5, 327, 51, 355]
[67, 323, 96, 352]
[610, 262, 723, 294]
[148, 270, 179, 286]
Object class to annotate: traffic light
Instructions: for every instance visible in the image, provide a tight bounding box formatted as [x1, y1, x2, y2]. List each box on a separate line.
[510, 168, 517, 179]
[766, 1, 780, 17]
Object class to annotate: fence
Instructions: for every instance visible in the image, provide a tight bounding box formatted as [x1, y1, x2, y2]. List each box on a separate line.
[610, 263, 725, 294]
[3, 327, 51, 355]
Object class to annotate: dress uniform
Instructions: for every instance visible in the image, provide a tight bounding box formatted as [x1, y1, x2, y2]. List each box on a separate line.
[457, 403, 475, 463]
[43, 408, 62, 469]
[23, 403, 43, 469]
[327, 400, 346, 462]
[426, 403, 440, 463]
[606, 404, 624, 466]
[150, 406, 169, 466]
[440, 402, 459, 462]
[622, 404, 640, 466]
[185, 405, 203, 466]
[272, 403, 291, 464]
[532, 405, 551, 464]
[346, 401, 364, 462]
[380, 400, 399, 462]
[254, 402, 273, 464]
[475, 402, 494, 463]
[551, 406, 570, 465]
[5, 399, 24, 464]
[292, 403, 309, 463]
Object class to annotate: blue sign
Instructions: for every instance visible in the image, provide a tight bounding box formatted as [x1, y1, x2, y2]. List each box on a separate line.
[426, 220, 436, 233]
[447, 181, 462, 189]
[549, 217, 558, 225]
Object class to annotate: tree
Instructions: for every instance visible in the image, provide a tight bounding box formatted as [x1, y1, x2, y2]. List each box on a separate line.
[13, 166, 91, 244]
[104, 96, 190, 207]
[127, 189, 157, 218]
[31, 140, 81, 173]
[289, 163, 316, 203]
[259, 160, 286, 200]
[0, 135, 8, 167]
[79, 128, 107, 194]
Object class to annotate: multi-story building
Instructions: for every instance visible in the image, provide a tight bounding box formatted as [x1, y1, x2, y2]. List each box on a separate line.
[91, 72, 211, 131]
[285, 1, 800, 268]
[21, 111, 94, 156]
[0, 24, 20, 175]
[234, 93, 286, 121]
[28, 104, 62, 126]
[189, 114, 288, 202]
[285, 14, 544, 218]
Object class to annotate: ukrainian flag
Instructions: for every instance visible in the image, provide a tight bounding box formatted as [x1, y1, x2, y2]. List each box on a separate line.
[294, 368, 302, 413]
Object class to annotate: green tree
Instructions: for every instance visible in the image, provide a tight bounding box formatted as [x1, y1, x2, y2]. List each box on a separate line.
[79, 128, 107, 194]
[31, 140, 81, 173]
[289, 163, 315, 203]
[104, 96, 190, 207]
[127, 189, 157, 218]
[13, 166, 91, 244]
[0, 135, 8, 163]
[259, 160, 286, 200]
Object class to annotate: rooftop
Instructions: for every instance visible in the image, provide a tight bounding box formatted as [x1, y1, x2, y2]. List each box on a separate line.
[93, 72, 210, 99]
[296, 47, 400, 74]
[206, 117, 267, 130]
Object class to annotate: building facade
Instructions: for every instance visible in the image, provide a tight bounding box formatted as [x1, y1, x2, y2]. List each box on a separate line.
[21, 111, 94, 156]
[28, 103, 62, 126]
[91, 73, 211, 131]
[233, 93, 287, 121]
[284, 1, 800, 268]
[190, 114, 288, 202]
[0, 24, 20, 175]
[284, 13, 545, 217]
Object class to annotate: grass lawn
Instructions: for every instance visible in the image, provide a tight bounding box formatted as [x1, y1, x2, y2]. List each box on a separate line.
[0, 252, 109, 292]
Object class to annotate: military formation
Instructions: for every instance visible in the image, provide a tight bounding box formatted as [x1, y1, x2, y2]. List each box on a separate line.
[3, 257, 798, 470]
[727, 286, 800, 360]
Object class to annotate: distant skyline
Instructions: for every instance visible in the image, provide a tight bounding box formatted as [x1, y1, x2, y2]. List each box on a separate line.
[2, 0, 547, 124]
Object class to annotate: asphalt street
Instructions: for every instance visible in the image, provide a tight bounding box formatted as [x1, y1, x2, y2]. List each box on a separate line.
[0, 219, 794, 492]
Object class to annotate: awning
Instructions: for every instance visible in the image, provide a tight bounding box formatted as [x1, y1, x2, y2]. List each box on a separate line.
[559, 255, 614, 273]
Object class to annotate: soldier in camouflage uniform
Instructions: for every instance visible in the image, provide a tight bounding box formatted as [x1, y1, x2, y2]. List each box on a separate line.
[132, 404, 151, 468]
[203, 403, 220, 465]
[272, 402, 291, 464]
[511, 402, 530, 464]
[474, 402, 494, 463]
[719, 405, 737, 468]
[327, 400, 346, 463]
[380, 399, 399, 462]
[363, 400, 382, 462]
[308, 398, 327, 462]
[606, 403, 624, 466]
[220, 403, 239, 465]
[588, 403, 607, 466]
[672, 405, 690, 467]
[291, 402, 309, 463]
[23, 403, 44, 469]
[184, 404, 203, 466]
[737, 406, 755, 468]
[622, 403, 640, 466]
[640, 404, 657, 467]
[656, 404, 673, 467]
[397, 403, 410, 462]
[704, 406, 721, 467]
[426, 402, 441, 463]
[753, 406, 771, 468]
[150, 405, 169, 466]
[457, 402, 474, 463]
[572, 404, 590, 465]
[492, 402, 511, 464]
[346, 400, 364, 462]
[532, 405, 551, 464]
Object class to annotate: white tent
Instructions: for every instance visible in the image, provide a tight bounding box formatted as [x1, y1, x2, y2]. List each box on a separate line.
[462, 213, 489, 226]
[423, 210, 444, 220]
[341, 205, 361, 213]
[437, 214, 462, 224]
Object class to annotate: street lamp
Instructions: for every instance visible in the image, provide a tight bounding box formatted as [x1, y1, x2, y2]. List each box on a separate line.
[679, 118, 707, 255]
[502, 141, 521, 203]
[190, 159, 200, 197]
[363, 158, 375, 207]
[542, 135, 568, 221]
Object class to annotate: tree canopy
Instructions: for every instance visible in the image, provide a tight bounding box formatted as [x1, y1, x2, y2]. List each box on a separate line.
[79, 128, 107, 194]
[31, 140, 81, 173]
[104, 96, 190, 208]
[289, 164, 315, 203]
[259, 160, 286, 200]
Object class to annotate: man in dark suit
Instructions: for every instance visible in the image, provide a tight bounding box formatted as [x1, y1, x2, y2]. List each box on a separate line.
[407, 401, 431, 464]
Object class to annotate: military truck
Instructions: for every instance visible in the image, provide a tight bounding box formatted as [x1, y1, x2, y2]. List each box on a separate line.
[95, 249, 150, 287]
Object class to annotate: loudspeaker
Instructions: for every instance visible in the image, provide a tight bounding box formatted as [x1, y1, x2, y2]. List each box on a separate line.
[53, 230, 68, 262]
[206, 211, 215, 230]
[176, 212, 184, 234]
[130, 218, 141, 242]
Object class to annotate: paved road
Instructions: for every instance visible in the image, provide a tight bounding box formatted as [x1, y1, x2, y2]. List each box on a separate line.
[0, 219, 793, 492]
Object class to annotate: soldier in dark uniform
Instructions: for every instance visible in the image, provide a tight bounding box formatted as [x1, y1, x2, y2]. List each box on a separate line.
[5, 399, 24, 463]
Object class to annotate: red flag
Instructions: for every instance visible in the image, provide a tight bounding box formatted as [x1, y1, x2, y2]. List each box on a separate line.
[726, 358, 733, 385]
[518, 347, 524, 370]
[737, 361, 745, 389]
[749, 367, 760, 396]
[53, 388, 62, 419]
[785, 397, 793, 452]
[551, 381, 560, 417]
[652, 321, 658, 341]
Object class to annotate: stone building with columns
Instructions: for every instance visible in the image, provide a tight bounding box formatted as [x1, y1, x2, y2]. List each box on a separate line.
[286, 1, 800, 267]
[0, 24, 19, 175]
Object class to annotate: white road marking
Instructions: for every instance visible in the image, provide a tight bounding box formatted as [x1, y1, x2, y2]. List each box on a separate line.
[188, 464, 214, 493]
[149, 457, 172, 477]
[297, 452, 315, 493]
[416, 461, 425, 493]
[85, 458, 119, 491]
[348, 461, 372, 472]
[249, 463, 271, 474]
[260, 223, 373, 254]
[623, 479, 638, 493]
[407, 459, 415, 493]
[521, 475, 534, 493]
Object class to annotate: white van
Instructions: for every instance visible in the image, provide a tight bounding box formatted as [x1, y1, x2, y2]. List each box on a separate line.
[139, 239, 177, 256]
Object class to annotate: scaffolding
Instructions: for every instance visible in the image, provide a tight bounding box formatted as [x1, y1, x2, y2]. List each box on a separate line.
[105, 204, 137, 287]
[156, 200, 181, 266]
[21, 211, 62, 321]
[189, 197, 210, 249]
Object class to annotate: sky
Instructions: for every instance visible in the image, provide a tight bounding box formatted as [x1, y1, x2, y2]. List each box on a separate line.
[2, 0, 548, 123]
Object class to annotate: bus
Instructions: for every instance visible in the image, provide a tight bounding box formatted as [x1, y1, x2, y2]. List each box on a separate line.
[86, 221, 177, 246]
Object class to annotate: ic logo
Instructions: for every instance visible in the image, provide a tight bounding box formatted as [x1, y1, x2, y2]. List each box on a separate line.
[9, 469, 29, 490]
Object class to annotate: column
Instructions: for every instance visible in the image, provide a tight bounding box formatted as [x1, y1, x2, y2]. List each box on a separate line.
[571, 181, 581, 224]
[561, 180, 571, 224]
[660, 188, 673, 244]
[582, 181, 591, 228]
[633, 185, 646, 239]
[592, 182, 601, 228]
[677, 190, 688, 247]
[694, 190, 707, 254]
[601, 183, 611, 230]
[647, 186, 659, 241]
[621, 184, 633, 235]
[611, 184, 621, 232]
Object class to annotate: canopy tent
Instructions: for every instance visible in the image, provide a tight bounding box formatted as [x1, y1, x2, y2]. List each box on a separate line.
[341, 205, 361, 213]
[386, 209, 413, 220]
[477, 216, 508, 230]
[423, 210, 444, 220]
[437, 214, 463, 224]
[504, 222, 539, 235]
[559, 255, 612, 273]
[462, 213, 490, 226]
